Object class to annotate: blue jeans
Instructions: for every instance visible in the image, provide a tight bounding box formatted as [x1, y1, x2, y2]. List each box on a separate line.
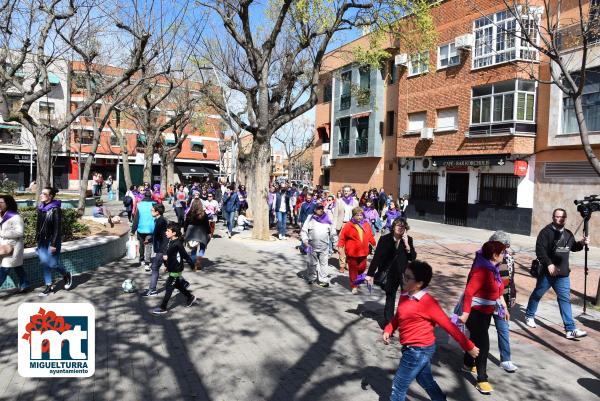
[0, 266, 29, 289]
[493, 314, 511, 362]
[525, 273, 575, 331]
[38, 244, 68, 286]
[276, 211, 287, 236]
[190, 245, 206, 263]
[390, 344, 446, 401]
[223, 211, 236, 234]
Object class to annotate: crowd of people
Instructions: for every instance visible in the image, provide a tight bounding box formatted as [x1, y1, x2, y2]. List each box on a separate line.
[0, 177, 592, 400]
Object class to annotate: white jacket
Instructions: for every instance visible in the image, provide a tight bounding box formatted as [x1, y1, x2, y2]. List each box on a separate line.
[0, 213, 24, 267]
[301, 215, 337, 252]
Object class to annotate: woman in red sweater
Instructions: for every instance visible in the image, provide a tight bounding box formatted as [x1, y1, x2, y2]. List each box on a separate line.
[383, 261, 479, 401]
[459, 240, 508, 394]
[337, 207, 376, 294]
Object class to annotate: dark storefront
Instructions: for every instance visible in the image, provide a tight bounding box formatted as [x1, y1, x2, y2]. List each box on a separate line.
[176, 164, 219, 183]
[0, 153, 69, 190]
[405, 154, 532, 235]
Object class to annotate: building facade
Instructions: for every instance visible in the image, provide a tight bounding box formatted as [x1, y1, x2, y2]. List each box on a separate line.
[313, 0, 546, 235]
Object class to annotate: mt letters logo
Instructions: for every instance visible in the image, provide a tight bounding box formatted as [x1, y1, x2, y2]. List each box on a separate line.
[18, 303, 95, 377]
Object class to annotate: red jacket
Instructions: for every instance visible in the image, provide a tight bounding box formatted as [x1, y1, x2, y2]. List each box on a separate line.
[338, 220, 375, 257]
[463, 267, 505, 314]
[384, 291, 474, 351]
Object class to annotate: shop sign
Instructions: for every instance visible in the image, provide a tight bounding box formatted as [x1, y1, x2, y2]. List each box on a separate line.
[432, 155, 507, 168]
[514, 160, 528, 176]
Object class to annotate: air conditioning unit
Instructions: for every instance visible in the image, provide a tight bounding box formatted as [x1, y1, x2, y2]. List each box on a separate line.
[321, 154, 333, 168]
[421, 158, 433, 170]
[395, 53, 408, 66]
[455, 33, 474, 50]
[420, 127, 434, 140]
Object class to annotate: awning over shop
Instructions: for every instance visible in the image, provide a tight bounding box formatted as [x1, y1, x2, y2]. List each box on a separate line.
[165, 138, 176, 145]
[351, 111, 371, 119]
[176, 164, 217, 176]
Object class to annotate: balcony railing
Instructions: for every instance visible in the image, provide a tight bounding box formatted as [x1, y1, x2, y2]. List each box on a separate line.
[355, 137, 368, 154]
[338, 138, 349, 155]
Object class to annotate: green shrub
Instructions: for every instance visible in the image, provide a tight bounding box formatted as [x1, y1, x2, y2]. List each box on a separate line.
[21, 207, 90, 248]
[0, 179, 18, 195]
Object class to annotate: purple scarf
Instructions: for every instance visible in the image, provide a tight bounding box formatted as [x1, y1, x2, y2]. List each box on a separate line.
[38, 199, 61, 212]
[385, 209, 401, 227]
[363, 206, 378, 221]
[341, 195, 354, 206]
[472, 250, 502, 288]
[0, 210, 17, 226]
[312, 212, 332, 225]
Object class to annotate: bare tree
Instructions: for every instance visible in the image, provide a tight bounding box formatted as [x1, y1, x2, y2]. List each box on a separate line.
[196, 0, 436, 240]
[0, 0, 164, 196]
[499, 0, 600, 174]
[272, 117, 314, 180]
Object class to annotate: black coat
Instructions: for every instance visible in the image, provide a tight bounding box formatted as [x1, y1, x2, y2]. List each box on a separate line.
[36, 205, 62, 249]
[184, 213, 211, 247]
[367, 232, 416, 294]
[536, 224, 583, 276]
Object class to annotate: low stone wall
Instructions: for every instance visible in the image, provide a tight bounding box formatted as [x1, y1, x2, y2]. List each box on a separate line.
[0, 232, 128, 290]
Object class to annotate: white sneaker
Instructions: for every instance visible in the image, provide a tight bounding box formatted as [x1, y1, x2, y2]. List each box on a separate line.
[278, 234, 283, 240]
[525, 317, 536, 328]
[500, 361, 518, 372]
[566, 328, 587, 339]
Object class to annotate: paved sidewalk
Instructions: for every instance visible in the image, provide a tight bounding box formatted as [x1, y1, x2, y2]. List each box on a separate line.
[0, 220, 598, 400]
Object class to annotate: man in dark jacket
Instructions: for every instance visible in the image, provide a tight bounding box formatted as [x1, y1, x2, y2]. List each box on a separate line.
[365, 217, 416, 326]
[141, 204, 168, 297]
[273, 187, 290, 240]
[525, 208, 589, 339]
[222, 185, 239, 238]
[37, 186, 72, 296]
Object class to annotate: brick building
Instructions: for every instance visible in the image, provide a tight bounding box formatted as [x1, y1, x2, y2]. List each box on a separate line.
[68, 61, 222, 194]
[313, 0, 547, 235]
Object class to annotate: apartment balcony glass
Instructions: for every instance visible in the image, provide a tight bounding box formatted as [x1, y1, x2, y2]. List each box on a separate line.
[355, 137, 368, 154]
[338, 138, 349, 155]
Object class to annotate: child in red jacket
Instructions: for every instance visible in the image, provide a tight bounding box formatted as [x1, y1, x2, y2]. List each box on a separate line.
[337, 207, 375, 294]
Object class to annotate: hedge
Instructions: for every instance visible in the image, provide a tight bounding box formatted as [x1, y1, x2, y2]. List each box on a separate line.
[20, 207, 90, 248]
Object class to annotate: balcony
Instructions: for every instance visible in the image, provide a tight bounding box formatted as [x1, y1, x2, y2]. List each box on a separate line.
[338, 138, 349, 155]
[465, 122, 536, 138]
[355, 137, 368, 154]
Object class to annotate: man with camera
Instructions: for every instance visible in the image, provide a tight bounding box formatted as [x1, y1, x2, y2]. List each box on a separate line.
[525, 208, 590, 339]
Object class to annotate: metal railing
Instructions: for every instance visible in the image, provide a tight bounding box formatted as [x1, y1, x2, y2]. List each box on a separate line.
[338, 138, 349, 155]
[355, 137, 368, 154]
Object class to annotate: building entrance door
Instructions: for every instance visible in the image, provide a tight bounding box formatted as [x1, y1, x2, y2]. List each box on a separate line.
[444, 173, 469, 226]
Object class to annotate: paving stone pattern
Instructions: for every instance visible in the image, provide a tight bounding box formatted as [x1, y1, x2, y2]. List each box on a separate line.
[0, 221, 598, 401]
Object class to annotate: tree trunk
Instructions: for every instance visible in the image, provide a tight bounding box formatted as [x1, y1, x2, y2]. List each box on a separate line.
[574, 96, 600, 176]
[121, 143, 133, 191]
[35, 133, 52, 197]
[77, 129, 103, 214]
[143, 143, 154, 184]
[166, 154, 176, 189]
[248, 139, 272, 240]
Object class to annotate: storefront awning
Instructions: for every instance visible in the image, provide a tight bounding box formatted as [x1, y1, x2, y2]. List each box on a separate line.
[176, 164, 217, 176]
[191, 139, 203, 146]
[351, 111, 371, 119]
[165, 138, 176, 145]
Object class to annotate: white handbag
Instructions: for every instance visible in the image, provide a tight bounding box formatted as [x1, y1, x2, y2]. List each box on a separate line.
[126, 236, 139, 260]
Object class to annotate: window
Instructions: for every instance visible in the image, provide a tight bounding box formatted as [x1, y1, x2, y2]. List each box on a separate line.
[323, 83, 332, 102]
[110, 134, 120, 146]
[436, 108, 458, 131]
[38, 101, 55, 117]
[438, 43, 460, 68]
[340, 71, 352, 110]
[408, 51, 429, 76]
[359, 67, 370, 90]
[386, 111, 395, 136]
[563, 68, 600, 134]
[355, 117, 369, 154]
[73, 130, 94, 145]
[338, 117, 350, 155]
[479, 174, 519, 206]
[388, 60, 398, 84]
[473, 10, 539, 69]
[410, 172, 438, 201]
[471, 79, 535, 124]
[407, 112, 426, 133]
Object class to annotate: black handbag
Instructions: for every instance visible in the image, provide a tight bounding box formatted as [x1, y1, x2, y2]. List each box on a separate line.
[530, 232, 564, 278]
[374, 268, 389, 289]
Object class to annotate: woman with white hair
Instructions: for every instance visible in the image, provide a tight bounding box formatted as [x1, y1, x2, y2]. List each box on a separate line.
[488, 230, 519, 373]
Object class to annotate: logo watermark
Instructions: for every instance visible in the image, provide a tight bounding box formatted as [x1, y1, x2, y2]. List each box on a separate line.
[18, 303, 95, 377]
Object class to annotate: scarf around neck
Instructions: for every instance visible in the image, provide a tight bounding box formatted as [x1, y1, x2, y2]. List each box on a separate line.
[341, 195, 354, 206]
[0, 210, 17, 225]
[472, 250, 502, 288]
[38, 199, 61, 213]
[312, 212, 332, 225]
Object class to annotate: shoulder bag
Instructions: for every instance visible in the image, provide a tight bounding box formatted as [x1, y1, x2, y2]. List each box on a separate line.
[530, 231, 564, 278]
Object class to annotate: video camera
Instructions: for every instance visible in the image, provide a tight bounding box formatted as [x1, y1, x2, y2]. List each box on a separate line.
[574, 195, 600, 219]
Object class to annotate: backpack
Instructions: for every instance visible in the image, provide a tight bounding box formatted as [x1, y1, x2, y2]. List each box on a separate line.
[123, 196, 133, 207]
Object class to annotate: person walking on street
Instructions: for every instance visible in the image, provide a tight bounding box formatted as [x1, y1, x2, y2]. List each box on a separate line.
[202, 192, 220, 236]
[123, 186, 135, 223]
[174, 185, 187, 227]
[336, 185, 359, 273]
[37, 187, 72, 296]
[131, 190, 156, 269]
[273, 186, 290, 240]
[222, 184, 239, 238]
[106, 175, 114, 198]
[525, 208, 589, 339]
[382, 201, 402, 235]
[301, 204, 337, 287]
[184, 198, 211, 271]
[151, 223, 196, 315]
[459, 241, 508, 394]
[487, 230, 519, 373]
[366, 217, 416, 326]
[140, 204, 168, 297]
[383, 261, 479, 401]
[338, 207, 375, 295]
[0, 195, 29, 292]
